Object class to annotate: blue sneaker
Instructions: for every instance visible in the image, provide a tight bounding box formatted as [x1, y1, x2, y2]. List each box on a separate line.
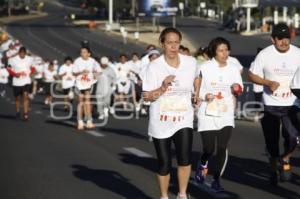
[211, 179, 224, 193]
[195, 164, 208, 184]
[279, 160, 292, 181]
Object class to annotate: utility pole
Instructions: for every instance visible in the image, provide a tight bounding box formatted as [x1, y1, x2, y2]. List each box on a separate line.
[8, 0, 12, 17]
[131, 0, 136, 17]
[109, 0, 113, 25]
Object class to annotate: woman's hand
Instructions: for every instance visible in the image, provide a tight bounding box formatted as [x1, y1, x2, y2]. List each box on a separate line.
[161, 75, 176, 91]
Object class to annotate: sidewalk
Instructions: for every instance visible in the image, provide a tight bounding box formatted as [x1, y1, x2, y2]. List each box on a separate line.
[0, 11, 48, 25]
[74, 20, 197, 53]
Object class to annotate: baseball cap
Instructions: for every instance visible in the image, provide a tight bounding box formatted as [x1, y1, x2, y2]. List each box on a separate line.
[271, 23, 290, 39]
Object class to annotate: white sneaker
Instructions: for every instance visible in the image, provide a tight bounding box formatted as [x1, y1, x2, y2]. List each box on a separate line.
[104, 107, 109, 117]
[77, 120, 84, 130]
[109, 107, 115, 114]
[28, 94, 34, 100]
[141, 108, 147, 115]
[0, 90, 5, 97]
[176, 193, 190, 199]
[135, 104, 141, 112]
[44, 99, 49, 105]
[86, 120, 95, 129]
[98, 114, 104, 120]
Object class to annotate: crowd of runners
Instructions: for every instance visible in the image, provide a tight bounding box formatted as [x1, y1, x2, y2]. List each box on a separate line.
[0, 23, 300, 199]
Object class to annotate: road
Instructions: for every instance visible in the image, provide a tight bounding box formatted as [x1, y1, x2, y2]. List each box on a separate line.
[1, 2, 300, 199]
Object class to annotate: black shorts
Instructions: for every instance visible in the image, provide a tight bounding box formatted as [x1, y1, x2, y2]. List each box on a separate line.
[79, 88, 92, 94]
[13, 84, 31, 97]
[44, 82, 53, 95]
[63, 88, 71, 95]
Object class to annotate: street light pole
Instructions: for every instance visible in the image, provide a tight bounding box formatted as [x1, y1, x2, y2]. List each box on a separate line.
[8, 0, 12, 17]
[109, 0, 113, 25]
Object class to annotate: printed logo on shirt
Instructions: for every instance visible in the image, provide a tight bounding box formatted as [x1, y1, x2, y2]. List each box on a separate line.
[273, 67, 294, 76]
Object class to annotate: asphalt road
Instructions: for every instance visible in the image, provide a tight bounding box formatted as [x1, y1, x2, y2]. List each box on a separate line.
[1, 2, 300, 199]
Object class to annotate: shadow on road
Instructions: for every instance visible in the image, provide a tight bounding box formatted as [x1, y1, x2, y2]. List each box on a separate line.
[119, 153, 239, 199]
[223, 155, 300, 199]
[71, 164, 153, 199]
[99, 127, 147, 140]
[0, 113, 17, 120]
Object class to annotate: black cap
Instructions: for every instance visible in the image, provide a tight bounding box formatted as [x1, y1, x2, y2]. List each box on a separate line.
[272, 23, 290, 39]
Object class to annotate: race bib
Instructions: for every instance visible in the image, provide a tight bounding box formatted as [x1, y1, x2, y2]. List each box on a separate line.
[274, 80, 292, 98]
[205, 98, 229, 117]
[159, 88, 190, 122]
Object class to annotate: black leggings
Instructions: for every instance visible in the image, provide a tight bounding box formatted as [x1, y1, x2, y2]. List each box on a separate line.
[153, 128, 193, 176]
[200, 126, 232, 179]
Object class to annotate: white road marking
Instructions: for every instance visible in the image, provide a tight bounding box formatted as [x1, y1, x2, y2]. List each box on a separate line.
[123, 147, 153, 158]
[85, 130, 105, 137]
[35, 110, 42, 114]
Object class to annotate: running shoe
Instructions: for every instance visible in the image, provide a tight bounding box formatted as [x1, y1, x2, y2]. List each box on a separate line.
[104, 107, 109, 117]
[86, 120, 95, 129]
[77, 120, 84, 130]
[176, 193, 190, 199]
[279, 159, 292, 181]
[109, 107, 115, 114]
[0, 90, 6, 97]
[98, 114, 105, 120]
[195, 163, 208, 184]
[23, 113, 29, 121]
[211, 179, 224, 193]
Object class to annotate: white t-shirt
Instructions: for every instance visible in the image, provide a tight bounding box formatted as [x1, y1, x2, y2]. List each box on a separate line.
[44, 68, 57, 83]
[0, 39, 13, 52]
[73, 57, 101, 90]
[5, 49, 18, 59]
[0, 68, 9, 84]
[128, 60, 142, 74]
[197, 59, 243, 132]
[115, 62, 132, 79]
[59, 64, 75, 89]
[143, 54, 198, 139]
[250, 45, 300, 106]
[249, 61, 263, 93]
[8, 55, 33, 87]
[141, 54, 150, 69]
[228, 56, 243, 72]
[34, 63, 45, 79]
[291, 66, 300, 108]
[291, 66, 300, 89]
[127, 60, 142, 83]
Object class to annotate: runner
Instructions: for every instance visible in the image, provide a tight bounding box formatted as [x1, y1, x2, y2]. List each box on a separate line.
[127, 53, 143, 113]
[43, 61, 58, 105]
[95, 56, 117, 120]
[195, 37, 243, 192]
[143, 27, 199, 199]
[194, 46, 209, 66]
[7, 47, 34, 121]
[31, 56, 44, 96]
[248, 23, 300, 185]
[73, 47, 101, 130]
[291, 66, 300, 146]
[59, 56, 75, 112]
[0, 62, 9, 97]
